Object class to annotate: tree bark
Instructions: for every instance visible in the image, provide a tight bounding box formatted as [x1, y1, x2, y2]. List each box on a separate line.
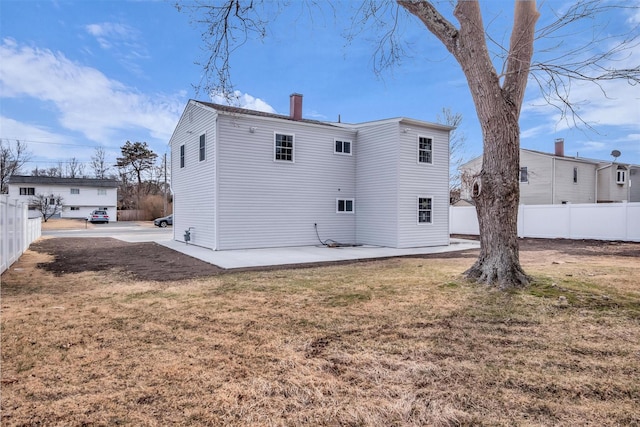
[398, 0, 539, 289]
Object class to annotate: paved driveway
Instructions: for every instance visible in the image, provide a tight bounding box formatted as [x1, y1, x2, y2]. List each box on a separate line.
[42, 221, 173, 243]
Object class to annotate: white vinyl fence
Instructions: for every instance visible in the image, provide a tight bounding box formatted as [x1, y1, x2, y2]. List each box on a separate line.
[1, 195, 42, 275]
[450, 202, 640, 242]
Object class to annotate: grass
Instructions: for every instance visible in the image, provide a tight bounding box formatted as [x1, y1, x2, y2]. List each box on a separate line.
[1, 248, 639, 426]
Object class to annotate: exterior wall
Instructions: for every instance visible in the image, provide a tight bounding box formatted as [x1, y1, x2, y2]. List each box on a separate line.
[7, 182, 117, 220]
[519, 151, 554, 204]
[630, 167, 640, 202]
[461, 150, 601, 205]
[170, 101, 218, 248]
[397, 125, 450, 247]
[552, 158, 596, 204]
[215, 114, 357, 250]
[597, 165, 631, 202]
[355, 122, 399, 247]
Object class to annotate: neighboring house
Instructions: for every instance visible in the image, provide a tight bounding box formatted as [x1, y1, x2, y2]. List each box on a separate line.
[169, 94, 453, 250]
[459, 139, 639, 204]
[7, 175, 119, 220]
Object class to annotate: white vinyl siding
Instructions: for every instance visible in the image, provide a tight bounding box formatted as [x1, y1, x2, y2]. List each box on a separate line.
[216, 114, 355, 250]
[170, 102, 217, 247]
[355, 122, 400, 247]
[398, 125, 449, 247]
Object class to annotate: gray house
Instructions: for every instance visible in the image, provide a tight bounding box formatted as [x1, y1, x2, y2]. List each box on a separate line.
[169, 94, 453, 250]
[460, 139, 639, 204]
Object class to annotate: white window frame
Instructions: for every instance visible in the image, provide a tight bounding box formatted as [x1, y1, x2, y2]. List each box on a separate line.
[97, 189, 107, 196]
[336, 198, 354, 214]
[417, 196, 433, 224]
[274, 132, 295, 162]
[520, 167, 528, 183]
[180, 144, 185, 168]
[70, 188, 80, 195]
[20, 187, 35, 196]
[334, 139, 352, 156]
[199, 134, 206, 162]
[573, 167, 578, 184]
[417, 135, 433, 165]
[616, 168, 627, 184]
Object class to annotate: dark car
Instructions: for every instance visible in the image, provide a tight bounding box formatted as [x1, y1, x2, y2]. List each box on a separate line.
[88, 210, 109, 224]
[154, 214, 173, 227]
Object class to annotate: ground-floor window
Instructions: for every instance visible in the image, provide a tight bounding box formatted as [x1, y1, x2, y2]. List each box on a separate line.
[418, 197, 432, 224]
[336, 198, 354, 213]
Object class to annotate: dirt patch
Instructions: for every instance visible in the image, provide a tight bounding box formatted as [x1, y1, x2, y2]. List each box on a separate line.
[28, 236, 640, 282]
[30, 238, 223, 281]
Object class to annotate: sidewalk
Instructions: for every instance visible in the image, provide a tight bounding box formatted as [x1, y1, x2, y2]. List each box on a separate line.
[158, 238, 480, 269]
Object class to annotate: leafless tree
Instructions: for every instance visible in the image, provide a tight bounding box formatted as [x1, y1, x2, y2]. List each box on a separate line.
[91, 147, 111, 179]
[177, 0, 640, 289]
[30, 193, 64, 222]
[436, 108, 467, 202]
[0, 139, 31, 194]
[65, 157, 85, 178]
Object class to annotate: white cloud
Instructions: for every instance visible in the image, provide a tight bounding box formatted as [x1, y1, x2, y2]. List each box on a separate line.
[84, 22, 149, 74]
[0, 38, 183, 146]
[210, 90, 277, 114]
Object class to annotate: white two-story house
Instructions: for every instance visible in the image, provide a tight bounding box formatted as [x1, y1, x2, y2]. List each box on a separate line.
[459, 139, 639, 205]
[169, 94, 453, 250]
[7, 175, 119, 220]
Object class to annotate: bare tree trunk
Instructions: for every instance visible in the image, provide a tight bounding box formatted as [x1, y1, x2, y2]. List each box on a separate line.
[399, 0, 539, 288]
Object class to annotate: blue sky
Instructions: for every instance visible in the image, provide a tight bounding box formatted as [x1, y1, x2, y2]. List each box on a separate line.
[1, 0, 639, 176]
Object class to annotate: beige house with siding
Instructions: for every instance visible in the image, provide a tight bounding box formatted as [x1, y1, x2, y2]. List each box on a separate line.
[460, 139, 639, 204]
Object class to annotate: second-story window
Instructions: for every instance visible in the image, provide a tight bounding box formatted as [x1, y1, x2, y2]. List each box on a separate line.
[520, 167, 528, 183]
[70, 188, 80, 194]
[180, 144, 185, 168]
[199, 134, 206, 161]
[573, 167, 578, 184]
[335, 139, 352, 155]
[275, 133, 294, 162]
[418, 136, 433, 164]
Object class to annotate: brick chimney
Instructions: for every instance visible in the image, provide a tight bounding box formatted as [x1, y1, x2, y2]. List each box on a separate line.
[555, 138, 565, 157]
[290, 93, 303, 121]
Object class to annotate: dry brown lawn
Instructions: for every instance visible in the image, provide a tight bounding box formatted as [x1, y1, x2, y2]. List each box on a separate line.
[1, 237, 639, 426]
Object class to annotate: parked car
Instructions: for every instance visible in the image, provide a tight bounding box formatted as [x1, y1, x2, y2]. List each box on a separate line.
[154, 214, 173, 228]
[88, 210, 109, 224]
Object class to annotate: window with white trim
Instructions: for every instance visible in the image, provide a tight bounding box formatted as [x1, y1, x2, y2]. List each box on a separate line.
[334, 139, 352, 155]
[70, 188, 80, 195]
[180, 144, 185, 168]
[199, 134, 206, 161]
[616, 168, 627, 184]
[418, 197, 432, 224]
[520, 167, 528, 183]
[418, 136, 433, 164]
[70, 207, 80, 211]
[573, 167, 578, 184]
[275, 133, 294, 162]
[19, 187, 35, 195]
[98, 189, 107, 195]
[336, 198, 354, 213]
